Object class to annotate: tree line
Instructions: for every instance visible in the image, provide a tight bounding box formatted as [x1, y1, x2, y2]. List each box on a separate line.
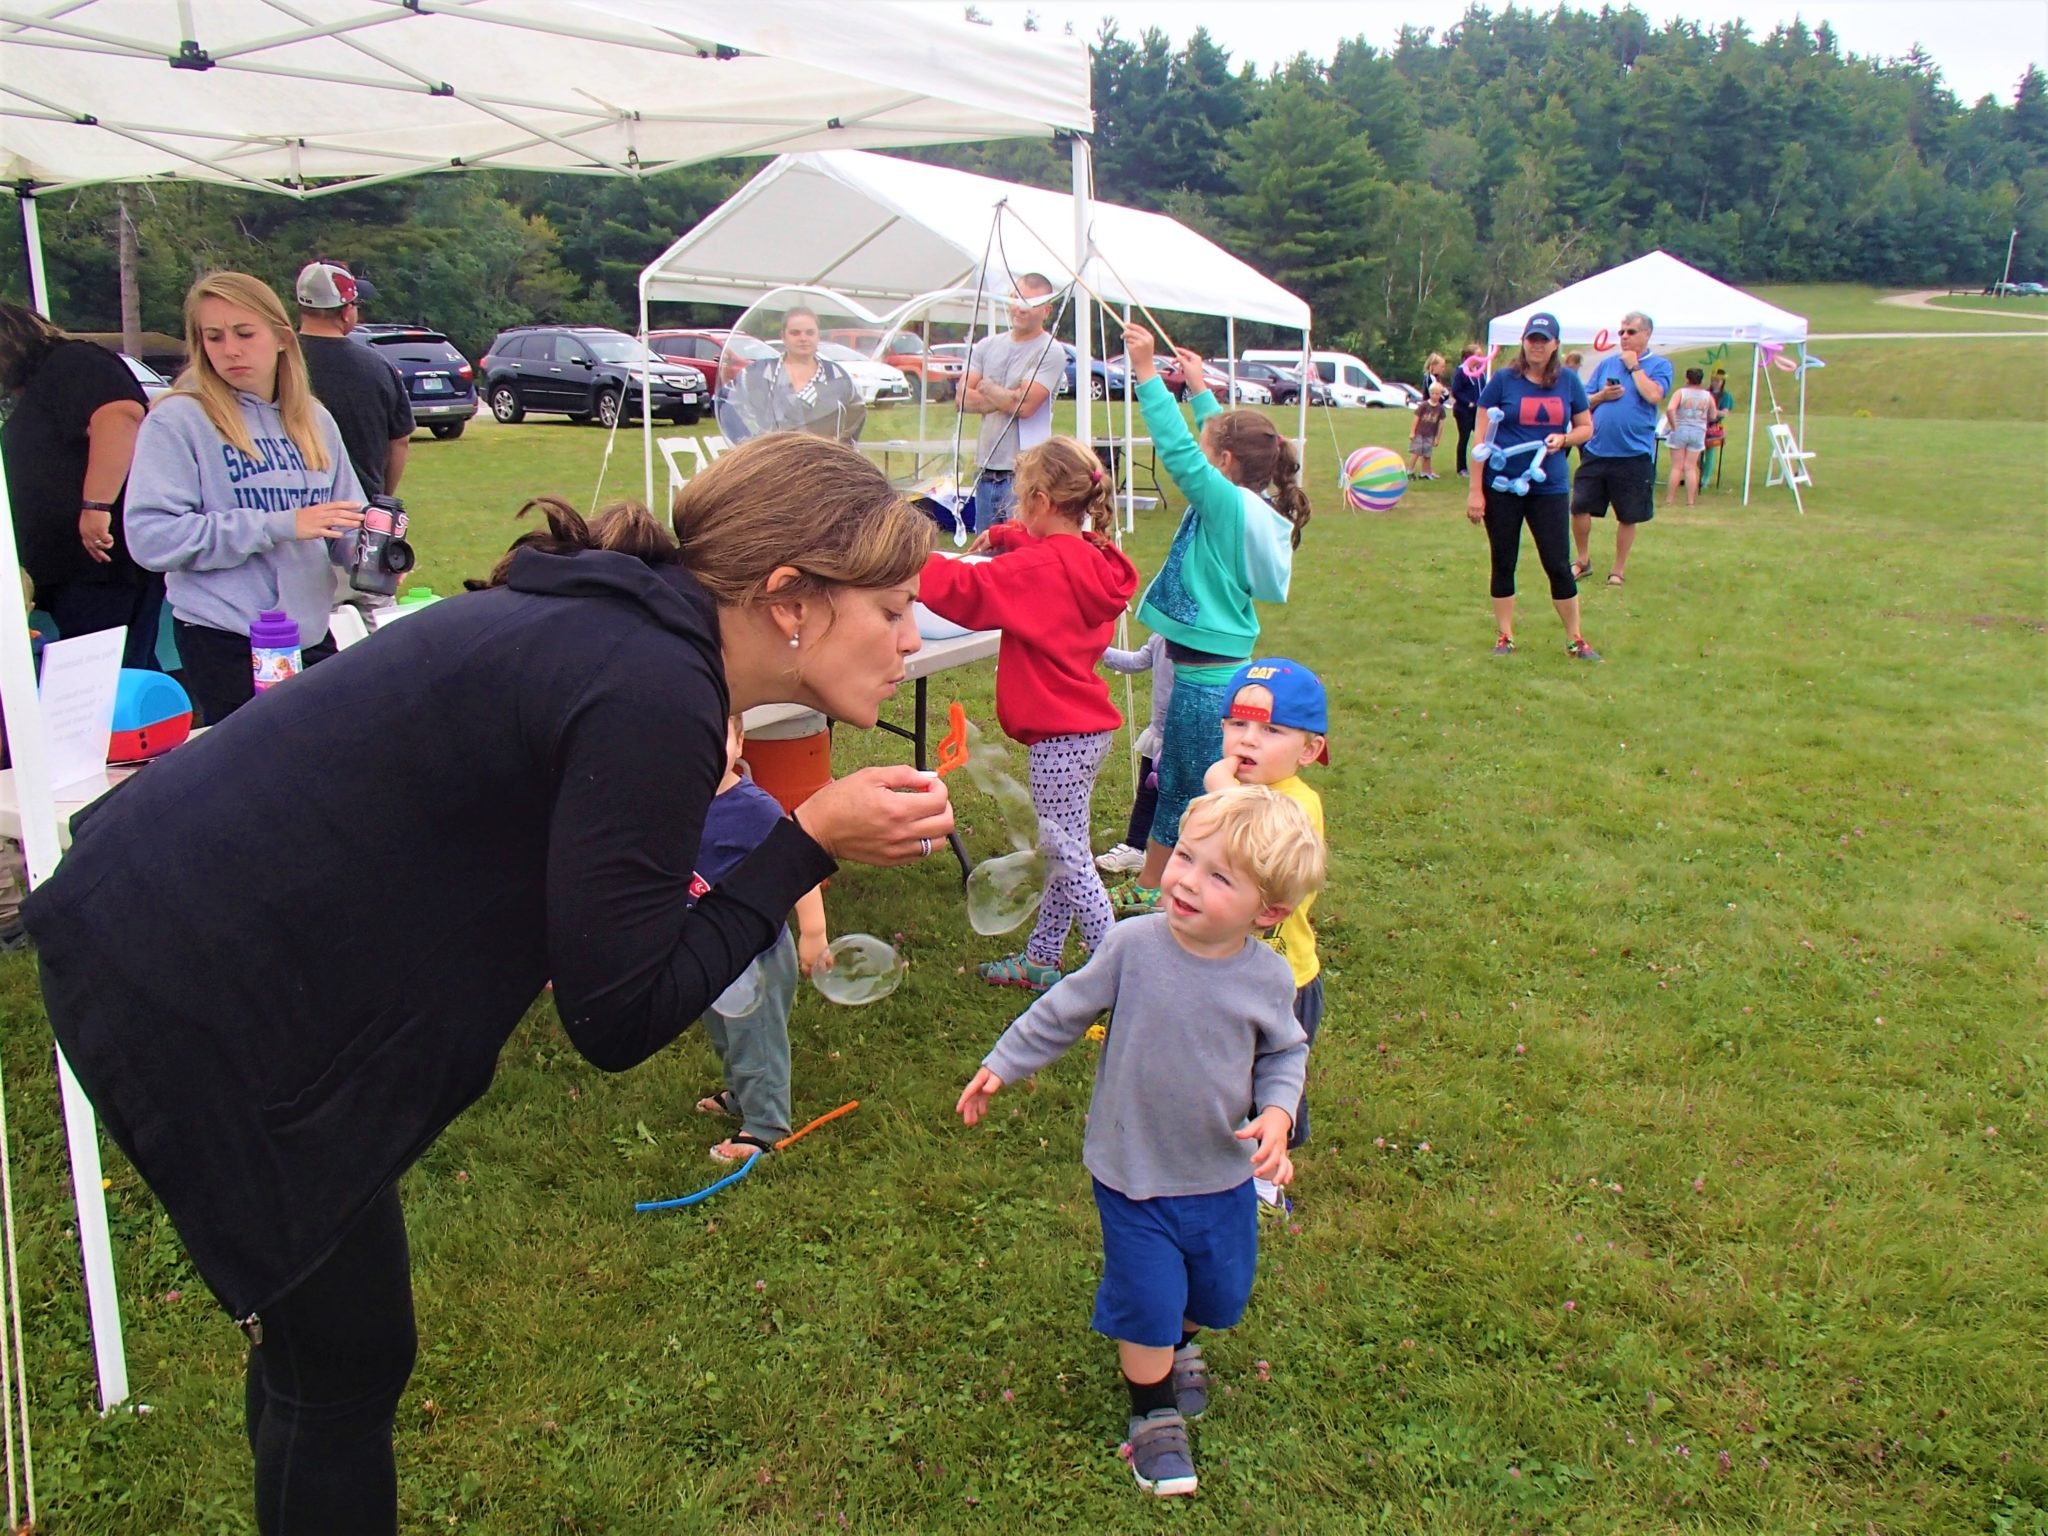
[5, 4, 2043, 380]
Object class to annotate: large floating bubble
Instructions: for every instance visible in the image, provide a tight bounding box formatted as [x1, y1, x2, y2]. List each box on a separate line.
[811, 933, 906, 1007]
[709, 960, 763, 1020]
[714, 286, 900, 447]
[966, 848, 1046, 936]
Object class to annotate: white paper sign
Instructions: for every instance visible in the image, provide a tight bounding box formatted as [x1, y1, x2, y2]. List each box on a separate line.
[37, 627, 125, 794]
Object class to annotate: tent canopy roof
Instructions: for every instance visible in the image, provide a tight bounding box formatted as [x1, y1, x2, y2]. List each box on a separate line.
[0, 1, 1090, 194]
[641, 150, 1311, 332]
[1488, 251, 1808, 352]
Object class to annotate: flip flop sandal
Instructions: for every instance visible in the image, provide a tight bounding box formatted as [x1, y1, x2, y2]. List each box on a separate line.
[708, 1133, 776, 1164]
[1606, 572, 1626, 586]
[695, 1089, 741, 1118]
[1570, 559, 1593, 579]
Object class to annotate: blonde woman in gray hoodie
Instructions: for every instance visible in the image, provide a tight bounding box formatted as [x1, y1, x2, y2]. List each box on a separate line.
[126, 270, 364, 722]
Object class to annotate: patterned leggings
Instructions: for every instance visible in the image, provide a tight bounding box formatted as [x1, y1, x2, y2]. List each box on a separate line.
[1151, 669, 1230, 849]
[1024, 731, 1115, 967]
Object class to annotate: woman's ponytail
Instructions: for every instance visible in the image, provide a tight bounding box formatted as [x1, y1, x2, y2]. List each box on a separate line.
[1209, 409, 1311, 548]
[1270, 436, 1312, 549]
[470, 494, 679, 588]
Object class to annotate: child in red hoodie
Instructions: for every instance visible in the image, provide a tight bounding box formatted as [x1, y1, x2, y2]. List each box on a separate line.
[920, 438, 1140, 991]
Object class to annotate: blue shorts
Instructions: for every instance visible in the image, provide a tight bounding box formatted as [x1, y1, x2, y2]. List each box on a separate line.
[1091, 1177, 1258, 1347]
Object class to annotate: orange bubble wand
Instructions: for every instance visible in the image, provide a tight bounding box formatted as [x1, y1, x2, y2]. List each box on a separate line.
[936, 699, 970, 779]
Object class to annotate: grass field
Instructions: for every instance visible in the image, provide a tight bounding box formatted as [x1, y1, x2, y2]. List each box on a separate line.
[0, 303, 2043, 1533]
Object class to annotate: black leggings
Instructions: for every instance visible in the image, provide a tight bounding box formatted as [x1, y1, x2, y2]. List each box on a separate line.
[1123, 754, 1158, 848]
[246, 1186, 416, 1535]
[173, 620, 338, 727]
[1453, 405, 1476, 475]
[1483, 489, 1577, 602]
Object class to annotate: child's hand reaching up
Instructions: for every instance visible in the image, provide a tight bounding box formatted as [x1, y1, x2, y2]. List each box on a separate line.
[956, 1067, 1006, 1125]
[1236, 1107, 1294, 1180]
[1202, 756, 1239, 793]
[1123, 324, 1157, 379]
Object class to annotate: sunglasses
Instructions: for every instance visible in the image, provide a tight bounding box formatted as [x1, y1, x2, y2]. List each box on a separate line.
[1618, 326, 1643, 335]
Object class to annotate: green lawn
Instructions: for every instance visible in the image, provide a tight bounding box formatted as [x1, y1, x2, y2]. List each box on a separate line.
[1747, 283, 2048, 334]
[0, 322, 2044, 1533]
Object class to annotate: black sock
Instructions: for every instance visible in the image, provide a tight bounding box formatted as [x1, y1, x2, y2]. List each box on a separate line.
[1178, 1327, 1199, 1352]
[1125, 1369, 1175, 1417]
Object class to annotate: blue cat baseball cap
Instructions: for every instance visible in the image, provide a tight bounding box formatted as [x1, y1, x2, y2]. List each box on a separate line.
[1222, 657, 1330, 763]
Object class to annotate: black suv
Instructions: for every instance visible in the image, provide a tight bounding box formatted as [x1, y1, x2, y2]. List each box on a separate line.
[348, 324, 479, 439]
[478, 326, 707, 428]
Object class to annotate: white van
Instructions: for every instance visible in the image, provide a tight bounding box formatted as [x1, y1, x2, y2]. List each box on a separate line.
[1241, 349, 1409, 409]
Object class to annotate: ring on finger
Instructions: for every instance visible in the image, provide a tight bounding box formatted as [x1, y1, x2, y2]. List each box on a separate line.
[918, 837, 932, 858]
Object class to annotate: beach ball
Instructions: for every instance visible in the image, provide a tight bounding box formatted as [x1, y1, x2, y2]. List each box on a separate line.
[1342, 445, 1407, 513]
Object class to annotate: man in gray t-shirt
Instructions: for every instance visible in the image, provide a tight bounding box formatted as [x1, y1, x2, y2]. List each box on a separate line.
[961, 272, 1069, 527]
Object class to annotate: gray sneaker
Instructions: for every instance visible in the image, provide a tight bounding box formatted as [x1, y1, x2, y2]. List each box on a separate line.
[1170, 1341, 1211, 1419]
[1127, 1407, 1198, 1496]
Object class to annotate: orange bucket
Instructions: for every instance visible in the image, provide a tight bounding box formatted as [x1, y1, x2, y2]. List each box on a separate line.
[742, 709, 832, 813]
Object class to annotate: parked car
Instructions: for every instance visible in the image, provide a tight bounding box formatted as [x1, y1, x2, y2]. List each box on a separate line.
[757, 340, 913, 407]
[824, 328, 964, 401]
[1204, 359, 1329, 406]
[2017, 281, 2048, 297]
[119, 353, 172, 403]
[645, 327, 782, 395]
[1055, 342, 1131, 401]
[1242, 349, 1409, 408]
[1106, 352, 1269, 404]
[1388, 380, 1425, 407]
[349, 323, 478, 438]
[478, 325, 707, 427]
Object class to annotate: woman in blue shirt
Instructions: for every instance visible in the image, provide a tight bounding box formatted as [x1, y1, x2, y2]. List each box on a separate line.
[1463, 313, 1599, 661]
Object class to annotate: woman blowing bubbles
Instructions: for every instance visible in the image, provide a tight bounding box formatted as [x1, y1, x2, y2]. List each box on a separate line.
[24, 432, 952, 1534]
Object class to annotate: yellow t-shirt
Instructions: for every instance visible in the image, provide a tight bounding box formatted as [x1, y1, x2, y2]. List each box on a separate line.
[1265, 774, 1323, 989]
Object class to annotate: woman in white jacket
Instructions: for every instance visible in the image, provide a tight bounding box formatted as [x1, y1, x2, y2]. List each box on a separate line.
[125, 270, 364, 722]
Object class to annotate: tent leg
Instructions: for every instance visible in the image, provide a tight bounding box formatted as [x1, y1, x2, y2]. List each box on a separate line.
[1297, 325, 1308, 460]
[1798, 341, 1808, 450]
[16, 192, 48, 318]
[638, 279, 654, 508]
[1070, 135, 1092, 451]
[0, 457, 127, 1415]
[1741, 345, 1760, 507]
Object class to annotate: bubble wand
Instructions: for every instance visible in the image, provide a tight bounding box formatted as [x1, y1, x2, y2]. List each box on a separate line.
[635, 1100, 862, 1211]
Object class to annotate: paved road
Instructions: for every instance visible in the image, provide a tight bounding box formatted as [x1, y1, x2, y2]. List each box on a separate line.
[1877, 289, 2048, 323]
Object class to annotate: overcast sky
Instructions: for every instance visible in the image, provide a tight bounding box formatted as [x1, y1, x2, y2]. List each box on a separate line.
[1009, 0, 2047, 106]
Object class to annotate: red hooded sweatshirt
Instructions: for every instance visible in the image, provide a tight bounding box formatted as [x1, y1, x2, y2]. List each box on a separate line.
[919, 523, 1139, 745]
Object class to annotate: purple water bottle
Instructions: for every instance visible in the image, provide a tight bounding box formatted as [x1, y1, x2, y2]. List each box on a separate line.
[249, 609, 302, 693]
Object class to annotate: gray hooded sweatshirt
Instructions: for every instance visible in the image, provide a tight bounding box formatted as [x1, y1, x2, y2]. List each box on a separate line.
[125, 391, 363, 647]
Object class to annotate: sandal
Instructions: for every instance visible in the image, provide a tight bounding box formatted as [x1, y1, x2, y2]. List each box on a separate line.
[695, 1089, 740, 1118]
[1570, 559, 1592, 579]
[978, 953, 1063, 993]
[708, 1132, 776, 1164]
[1110, 881, 1161, 917]
[1605, 572, 1625, 586]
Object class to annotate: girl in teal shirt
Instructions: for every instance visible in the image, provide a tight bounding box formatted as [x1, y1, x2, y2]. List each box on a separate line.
[1113, 325, 1310, 911]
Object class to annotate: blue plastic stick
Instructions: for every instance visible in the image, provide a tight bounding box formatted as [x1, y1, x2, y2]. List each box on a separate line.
[634, 1153, 760, 1212]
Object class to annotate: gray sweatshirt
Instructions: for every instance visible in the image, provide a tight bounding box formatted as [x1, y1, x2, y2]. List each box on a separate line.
[1102, 630, 1171, 758]
[126, 391, 363, 646]
[983, 913, 1306, 1199]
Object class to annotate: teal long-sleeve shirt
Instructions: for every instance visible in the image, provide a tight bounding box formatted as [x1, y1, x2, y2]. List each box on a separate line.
[1133, 376, 1294, 658]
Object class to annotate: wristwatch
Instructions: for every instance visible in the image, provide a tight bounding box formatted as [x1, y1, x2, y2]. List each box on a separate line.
[81, 498, 115, 512]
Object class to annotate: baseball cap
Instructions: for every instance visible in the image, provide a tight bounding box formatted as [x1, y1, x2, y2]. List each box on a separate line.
[295, 261, 377, 309]
[1522, 311, 1561, 342]
[1221, 657, 1330, 764]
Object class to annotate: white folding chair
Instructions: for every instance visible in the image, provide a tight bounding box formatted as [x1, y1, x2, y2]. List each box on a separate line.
[326, 605, 371, 650]
[657, 435, 709, 498]
[703, 433, 732, 458]
[1764, 423, 1817, 514]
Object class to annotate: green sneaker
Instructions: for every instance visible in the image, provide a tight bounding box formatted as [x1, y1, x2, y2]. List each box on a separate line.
[1566, 638, 1603, 662]
[1491, 632, 1517, 657]
[1110, 882, 1161, 916]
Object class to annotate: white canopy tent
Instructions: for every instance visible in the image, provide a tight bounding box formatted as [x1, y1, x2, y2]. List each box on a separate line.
[1487, 251, 1810, 505]
[0, 0, 1090, 1440]
[635, 149, 1314, 506]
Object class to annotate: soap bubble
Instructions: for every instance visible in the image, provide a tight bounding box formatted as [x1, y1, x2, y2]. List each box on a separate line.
[966, 848, 1046, 936]
[961, 727, 1042, 854]
[715, 286, 886, 446]
[709, 960, 763, 1019]
[811, 933, 905, 1006]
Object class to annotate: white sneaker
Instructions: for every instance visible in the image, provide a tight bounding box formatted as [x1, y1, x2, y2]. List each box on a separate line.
[1095, 843, 1144, 874]
[1253, 1176, 1285, 1208]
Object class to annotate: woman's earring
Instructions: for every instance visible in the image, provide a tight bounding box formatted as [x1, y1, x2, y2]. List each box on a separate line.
[789, 632, 801, 648]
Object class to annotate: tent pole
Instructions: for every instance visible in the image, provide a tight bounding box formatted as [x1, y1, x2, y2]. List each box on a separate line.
[1797, 341, 1808, 447]
[1297, 323, 1308, 458]
[1070, 135, 1092, 452]
[638, 277, 654, 508]
[1742, 344, 1760, 507]
[0, 457, 128, 1414]
[16, 192, 49, 317]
